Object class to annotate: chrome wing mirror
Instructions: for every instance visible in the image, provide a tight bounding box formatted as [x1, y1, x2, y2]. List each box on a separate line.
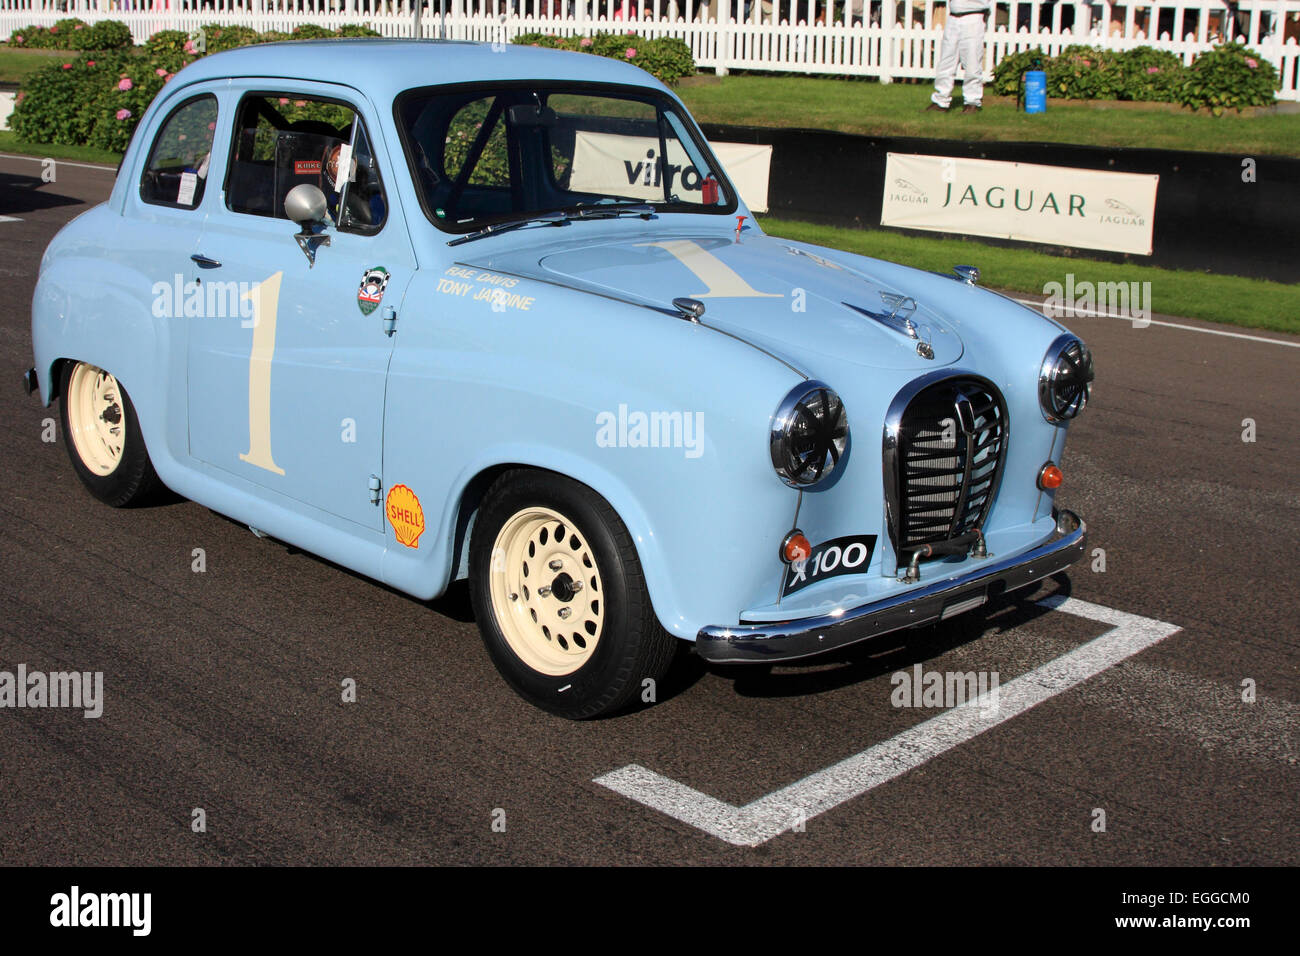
[284, 184, 332, 268]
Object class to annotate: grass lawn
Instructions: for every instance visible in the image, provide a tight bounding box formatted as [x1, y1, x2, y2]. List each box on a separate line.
[679, 76, 1300, 158]
[760, 217, 1299, 333]
[0, 131, 122, 165]
[0, 44, 68, 85]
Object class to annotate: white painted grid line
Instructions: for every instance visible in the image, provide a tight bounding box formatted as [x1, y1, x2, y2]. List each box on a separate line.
[1012, 297, 1300, 349]
[0, 152, 116, 172]
[595, 596, 1181, 846]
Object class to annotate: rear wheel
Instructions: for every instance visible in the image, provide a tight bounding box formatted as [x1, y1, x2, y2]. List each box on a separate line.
[59, 361, 163, 507]
[469, 470, 677, 719]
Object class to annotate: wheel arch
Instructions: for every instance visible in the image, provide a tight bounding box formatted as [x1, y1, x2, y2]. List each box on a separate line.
[387, 450, 695, 641]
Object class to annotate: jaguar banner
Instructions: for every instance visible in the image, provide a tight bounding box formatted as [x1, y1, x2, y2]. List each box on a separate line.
[881, 153, 1159, 256]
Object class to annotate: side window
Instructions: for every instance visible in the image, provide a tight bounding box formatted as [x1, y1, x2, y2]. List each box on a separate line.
[140, 94, 218, 209]
[225, 93, 387, 234]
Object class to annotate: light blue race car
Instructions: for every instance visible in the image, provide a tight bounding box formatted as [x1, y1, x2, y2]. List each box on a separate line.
[26, 39, 1092, 718]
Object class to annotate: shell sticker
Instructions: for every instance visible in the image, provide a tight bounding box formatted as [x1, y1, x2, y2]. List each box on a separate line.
[357, 266, 390, 315]
[386, 484, 425, 549]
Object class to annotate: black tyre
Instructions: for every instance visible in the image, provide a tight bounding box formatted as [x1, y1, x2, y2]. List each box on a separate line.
[59, 361, 163, 507]
[469, 469, 677, 719]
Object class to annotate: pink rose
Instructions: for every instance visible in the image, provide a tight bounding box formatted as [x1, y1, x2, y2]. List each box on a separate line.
[156, 67, 167, 76]
[1146, 66, 1159, 73]
[62, 63, 72, 70]
[183, 40, 194, 53]
[207, 121, 215, 130]
[294, 100, 306, 106]
[1245, 57, 1258, 68]
[118, 77, 133, 91]
[626, 47, 637, 58]
[279, 97, 289, 105]
[75, 23, 84, 29]
[13, 35, 22, 43]
[86, 60, 95, 66]
[580, 37, 592, 47]
[50, 25, 58, 32]
[116, 108, 132, 120]
[15, 91, 25, 104]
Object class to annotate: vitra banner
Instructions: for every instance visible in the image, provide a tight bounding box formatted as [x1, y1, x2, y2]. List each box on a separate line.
[570, 131, 772, 213]
[881, 153, 1159, 256]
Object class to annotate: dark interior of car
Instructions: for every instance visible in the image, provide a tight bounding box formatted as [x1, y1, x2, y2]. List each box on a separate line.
[225, 97, 385, 232]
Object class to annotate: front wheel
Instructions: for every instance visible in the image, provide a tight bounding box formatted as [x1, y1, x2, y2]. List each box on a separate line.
[59, 361, 163, 507]
[469, 470, 677, 719]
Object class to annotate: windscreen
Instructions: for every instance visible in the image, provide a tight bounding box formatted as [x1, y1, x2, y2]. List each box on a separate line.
[398, 84, 735, 231]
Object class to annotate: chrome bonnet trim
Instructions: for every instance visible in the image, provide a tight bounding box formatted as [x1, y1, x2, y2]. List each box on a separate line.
[695, 511, 1086, 664]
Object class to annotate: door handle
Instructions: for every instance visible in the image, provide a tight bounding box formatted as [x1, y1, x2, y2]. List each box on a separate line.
[191, 253, 222, 268]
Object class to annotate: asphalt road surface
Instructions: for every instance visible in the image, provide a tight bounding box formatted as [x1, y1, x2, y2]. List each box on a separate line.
[1, 154, 1296, 865]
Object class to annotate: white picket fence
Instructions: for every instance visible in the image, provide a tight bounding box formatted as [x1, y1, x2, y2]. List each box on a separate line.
[3, 0, 1298, 100]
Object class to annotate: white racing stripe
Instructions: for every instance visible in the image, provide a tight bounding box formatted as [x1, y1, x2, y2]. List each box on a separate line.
[0, 215, 21, 222]
[1012, 296, 1300, 349]
[595, 596, 1181, 846]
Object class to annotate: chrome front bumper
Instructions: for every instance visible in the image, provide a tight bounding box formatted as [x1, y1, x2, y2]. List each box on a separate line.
[695, 511, 1086, 664]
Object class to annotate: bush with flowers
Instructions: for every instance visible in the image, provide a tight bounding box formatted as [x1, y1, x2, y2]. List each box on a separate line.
[991, 42, 1275, 112]
[1179, 42, 1279, 114]
[9, 22, 386, 152]
[512, 32, 695, 84]
[8, 19, 132, 51]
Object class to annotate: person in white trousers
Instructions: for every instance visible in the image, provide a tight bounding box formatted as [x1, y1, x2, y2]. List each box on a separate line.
[927, 0, 991, 113]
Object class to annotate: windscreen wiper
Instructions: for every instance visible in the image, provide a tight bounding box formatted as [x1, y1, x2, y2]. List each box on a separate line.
[446, 204, 655, 247]
[569, 203, 655, 220]
[446, 211, 569, 247]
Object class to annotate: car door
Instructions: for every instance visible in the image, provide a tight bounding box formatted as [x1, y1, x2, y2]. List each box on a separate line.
[126, 90, 223, 459]
[187, 82, 413, 531]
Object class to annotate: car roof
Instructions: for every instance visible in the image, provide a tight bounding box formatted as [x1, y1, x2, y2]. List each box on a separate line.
[173, 38, 671, 104]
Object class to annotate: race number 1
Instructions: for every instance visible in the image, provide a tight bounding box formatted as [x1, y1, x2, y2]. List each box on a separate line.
[239, 271, 286, 475]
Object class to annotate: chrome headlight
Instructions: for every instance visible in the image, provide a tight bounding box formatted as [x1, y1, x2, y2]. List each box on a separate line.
[770, 381, 849, 487]
[1038, 334, 1094, 423]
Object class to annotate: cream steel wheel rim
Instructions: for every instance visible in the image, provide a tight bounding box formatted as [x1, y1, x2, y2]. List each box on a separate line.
[67, 364, 126, 476]
[489, 506, 605, 676]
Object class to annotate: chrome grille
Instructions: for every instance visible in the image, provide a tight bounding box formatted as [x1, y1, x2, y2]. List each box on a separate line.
[891, 377, 1007, 556]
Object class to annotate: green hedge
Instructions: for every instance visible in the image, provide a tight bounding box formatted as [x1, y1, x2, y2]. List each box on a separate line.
[1179, 42, 1280, 114]
[512, 32, 696, 85]
[9, 23, 384, 152]
[8, 19, 133, 51]
[991, 42, 1277, 112]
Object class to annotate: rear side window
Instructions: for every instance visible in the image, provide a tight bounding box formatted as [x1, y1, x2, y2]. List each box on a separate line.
[139, 94, 218, 209]
[224, 93, 387, 234]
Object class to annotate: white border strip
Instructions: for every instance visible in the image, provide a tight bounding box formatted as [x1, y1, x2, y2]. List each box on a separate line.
[596, 596, 1181, 847]
[1012, 297, 1300, 349]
